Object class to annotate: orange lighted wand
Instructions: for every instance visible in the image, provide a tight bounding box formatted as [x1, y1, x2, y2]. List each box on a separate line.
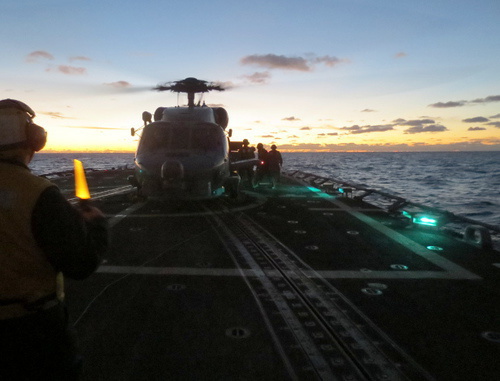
[74, 159, 91, 209]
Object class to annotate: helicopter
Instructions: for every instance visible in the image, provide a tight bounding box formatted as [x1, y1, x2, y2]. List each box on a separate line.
[128, 77, 260, 199]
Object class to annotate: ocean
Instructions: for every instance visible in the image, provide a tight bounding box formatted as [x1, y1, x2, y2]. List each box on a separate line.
[30, 151, 500, 227]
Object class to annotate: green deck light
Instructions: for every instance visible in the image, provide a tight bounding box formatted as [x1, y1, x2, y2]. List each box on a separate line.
[401, 210, 440, 227]
[412, 213, 439, 227]
[401, 210, 412, 219]
[306, 186, 321, 193]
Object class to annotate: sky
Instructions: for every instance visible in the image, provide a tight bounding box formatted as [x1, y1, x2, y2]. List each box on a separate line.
[2, 0, 500, 152]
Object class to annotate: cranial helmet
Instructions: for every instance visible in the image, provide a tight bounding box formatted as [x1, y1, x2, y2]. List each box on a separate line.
[0, 99, 47, 152]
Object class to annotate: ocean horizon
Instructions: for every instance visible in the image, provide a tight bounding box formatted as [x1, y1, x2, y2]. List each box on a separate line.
[29, 151, 500, 227]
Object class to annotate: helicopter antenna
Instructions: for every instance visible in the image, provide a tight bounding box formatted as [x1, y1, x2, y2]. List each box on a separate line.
[153, 77, 225, 107]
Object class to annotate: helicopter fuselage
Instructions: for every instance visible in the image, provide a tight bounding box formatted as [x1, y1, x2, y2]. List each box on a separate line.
[132, 106, 239, 199]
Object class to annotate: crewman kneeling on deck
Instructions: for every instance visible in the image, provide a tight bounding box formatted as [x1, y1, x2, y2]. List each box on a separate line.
[0, 99, 108, 380]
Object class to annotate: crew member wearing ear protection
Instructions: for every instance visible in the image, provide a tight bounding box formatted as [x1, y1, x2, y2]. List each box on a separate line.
[0, 99, 108, 379]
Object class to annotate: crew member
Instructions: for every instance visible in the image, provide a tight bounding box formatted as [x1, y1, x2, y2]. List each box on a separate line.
[237, 139, 256, 185]
[267, 144, 283, 189]
[252, 143, 268, 188]
[0, 99, 108, 379]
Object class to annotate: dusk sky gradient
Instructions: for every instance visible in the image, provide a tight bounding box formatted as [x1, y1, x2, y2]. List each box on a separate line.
[2, 0, 500, 152]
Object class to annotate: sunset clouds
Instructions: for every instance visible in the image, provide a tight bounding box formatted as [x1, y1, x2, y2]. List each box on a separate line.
[429, 95, 500, 108]
[25, 50, 54, 62]
[26, 50, 87, 75]
[3, 0, 498, 152]
[240, 53, 348, 72]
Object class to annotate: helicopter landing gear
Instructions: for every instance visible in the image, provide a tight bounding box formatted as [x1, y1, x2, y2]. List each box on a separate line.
[224, 173, 240, 199]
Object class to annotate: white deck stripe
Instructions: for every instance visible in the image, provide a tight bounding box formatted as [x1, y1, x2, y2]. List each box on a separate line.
[97, 265, 474, 279]
[308, 207, 384, 212]
[323, 198, 482, 280]
[107, 202, 147, 227]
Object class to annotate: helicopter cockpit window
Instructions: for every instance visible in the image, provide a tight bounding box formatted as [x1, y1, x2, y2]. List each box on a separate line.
[140, 126, 171, 151]
[170, 127, 190, 149]
[140, 123, 222, 152]
[191, 125, 221, 151]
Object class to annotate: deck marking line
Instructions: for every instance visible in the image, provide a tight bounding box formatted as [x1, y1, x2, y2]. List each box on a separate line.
[324, 198, 481, 280]
[308, 207, 384, 212]
[96, 266, 475, 280]
[103, 196, 266, 219]
[69, 185, 134, 204]
[107, 202, 146, 228]
[97, 266, 261, 277]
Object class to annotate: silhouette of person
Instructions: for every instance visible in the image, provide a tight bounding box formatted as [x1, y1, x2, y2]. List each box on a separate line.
[267, 144, 283, 189]
[252, 143, 268, 188]
[237, 139, 256, 185]
[0, 99, 108, 379]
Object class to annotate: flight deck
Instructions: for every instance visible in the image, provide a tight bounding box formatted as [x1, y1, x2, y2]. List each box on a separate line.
[49, 168, 500, 380]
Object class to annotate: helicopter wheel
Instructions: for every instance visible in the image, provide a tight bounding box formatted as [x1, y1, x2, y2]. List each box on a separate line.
[224, 176, 240, 199]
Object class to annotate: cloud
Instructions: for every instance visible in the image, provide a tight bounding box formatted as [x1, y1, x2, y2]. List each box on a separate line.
[340, 125, 361, 132]
[471, 95, 500, 104]
[338, 124, 393, 134]
[240, 53, 348, 72]
[259, 135, 274, 138]
[468, 127, 486, 131]
[313, 55, 347, 67]
[26, 50, 54, 62]
[300, 126, 311, 130]
[276, 141, 500, 152]
[104, 81, 131, 88]
[490, 113, 500, 119]
[392, 118, 406, 124]
[39, 111, 73, 119]
[334, 118, 440, 135]
[462, 116, 489, 123]
[428, 94, 500, 108]
[428, 101, 466, 108]
[63, 126, 126, 130]
[327, 133, 338, 136]
[46, 65, 87, 75]
[404, 124, 448, 134]
[69, 56, 91, 62]
[486, 121, 500, 128]
[350, 125, 394, 134]
[241, 54, 310, 71]
[396, 119, 435, 126]
[241, 71, 271, 84]
[282, 116, 300, 121]
[361, 109, 376, 113]
[395, 52, 407, 58]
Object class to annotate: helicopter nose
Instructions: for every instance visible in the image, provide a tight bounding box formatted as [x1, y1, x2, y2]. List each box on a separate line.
[161, 160, 184, 183]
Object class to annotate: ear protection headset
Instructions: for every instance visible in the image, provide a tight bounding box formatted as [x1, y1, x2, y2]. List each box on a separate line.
[0, 99, 47, 152]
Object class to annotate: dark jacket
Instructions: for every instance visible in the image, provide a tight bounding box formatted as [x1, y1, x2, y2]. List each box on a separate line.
[267, 150, 283, 172]
[0, 160, 107, 319]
